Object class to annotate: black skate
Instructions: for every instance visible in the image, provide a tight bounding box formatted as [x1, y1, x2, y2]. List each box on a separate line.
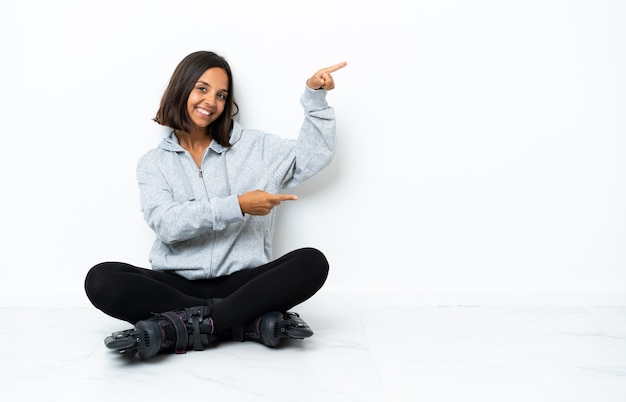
[234, 311, 314, 347]
[104, 305, 216, 359]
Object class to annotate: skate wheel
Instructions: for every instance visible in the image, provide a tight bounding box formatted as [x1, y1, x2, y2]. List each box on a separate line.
[285, 326, 313, 339]
[104, 330, 138, 351]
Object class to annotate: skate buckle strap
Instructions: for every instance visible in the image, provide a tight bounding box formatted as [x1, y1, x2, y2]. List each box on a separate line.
[186, 307, 208, 351]
[161, 311, 189, 354]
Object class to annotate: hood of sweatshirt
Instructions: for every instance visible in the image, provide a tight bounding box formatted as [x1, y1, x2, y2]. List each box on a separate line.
[157, 120, 244, 153]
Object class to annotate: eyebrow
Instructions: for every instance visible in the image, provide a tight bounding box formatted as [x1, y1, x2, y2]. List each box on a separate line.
[197, 80, 228, 93]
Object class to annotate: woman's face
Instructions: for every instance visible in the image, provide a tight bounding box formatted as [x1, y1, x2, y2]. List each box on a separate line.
[187, 67, 229, 130]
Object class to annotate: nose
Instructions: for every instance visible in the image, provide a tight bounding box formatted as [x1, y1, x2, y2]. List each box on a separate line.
[203, 95, 216, 107]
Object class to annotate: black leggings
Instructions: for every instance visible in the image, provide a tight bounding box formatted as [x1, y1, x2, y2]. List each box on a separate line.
[84, 247, 329, 331]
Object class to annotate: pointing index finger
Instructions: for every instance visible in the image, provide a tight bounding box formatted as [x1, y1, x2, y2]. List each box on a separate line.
[320, 61, 348, 74]
[275, 194, 298, 201]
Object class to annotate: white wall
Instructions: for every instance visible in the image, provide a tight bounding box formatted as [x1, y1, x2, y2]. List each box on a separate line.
[1, 0, 624, 306]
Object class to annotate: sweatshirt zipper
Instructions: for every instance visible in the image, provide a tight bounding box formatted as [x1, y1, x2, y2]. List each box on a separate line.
[198, 166, 210, 200]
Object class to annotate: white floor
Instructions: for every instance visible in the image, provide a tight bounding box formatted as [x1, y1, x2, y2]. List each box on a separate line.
[1, 298, 626, 402]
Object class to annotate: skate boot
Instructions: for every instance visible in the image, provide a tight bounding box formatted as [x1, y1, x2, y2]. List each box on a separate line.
[232, 311, 314, 347]
[104, 305, 216, 359]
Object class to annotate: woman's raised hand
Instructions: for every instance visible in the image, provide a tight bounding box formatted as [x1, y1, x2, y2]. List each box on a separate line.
[307, 61, 347, 90]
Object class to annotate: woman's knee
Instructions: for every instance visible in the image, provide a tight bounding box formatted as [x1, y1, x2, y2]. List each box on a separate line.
[84, 262, 117, 305]
[299, 247, 330, 282]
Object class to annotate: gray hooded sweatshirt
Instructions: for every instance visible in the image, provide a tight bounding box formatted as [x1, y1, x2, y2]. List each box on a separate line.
[136, 86, 336, 280]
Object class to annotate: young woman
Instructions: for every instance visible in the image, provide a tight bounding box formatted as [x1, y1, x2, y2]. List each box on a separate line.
[84, 50, 346, 360]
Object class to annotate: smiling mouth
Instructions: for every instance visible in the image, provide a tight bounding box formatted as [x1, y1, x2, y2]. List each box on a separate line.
[196, 108, 212, 117]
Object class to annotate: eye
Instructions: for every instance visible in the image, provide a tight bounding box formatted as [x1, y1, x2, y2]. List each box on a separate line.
[217, 92, 227, 100]
[196, 85, 207, 93]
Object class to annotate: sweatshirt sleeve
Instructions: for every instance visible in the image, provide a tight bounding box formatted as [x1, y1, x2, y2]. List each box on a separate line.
[136, 152, 244, 244]
[276, 85, 337, 188]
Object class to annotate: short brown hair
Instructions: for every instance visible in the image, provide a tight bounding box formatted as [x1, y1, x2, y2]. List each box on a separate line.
[154, 51, 238, 147]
